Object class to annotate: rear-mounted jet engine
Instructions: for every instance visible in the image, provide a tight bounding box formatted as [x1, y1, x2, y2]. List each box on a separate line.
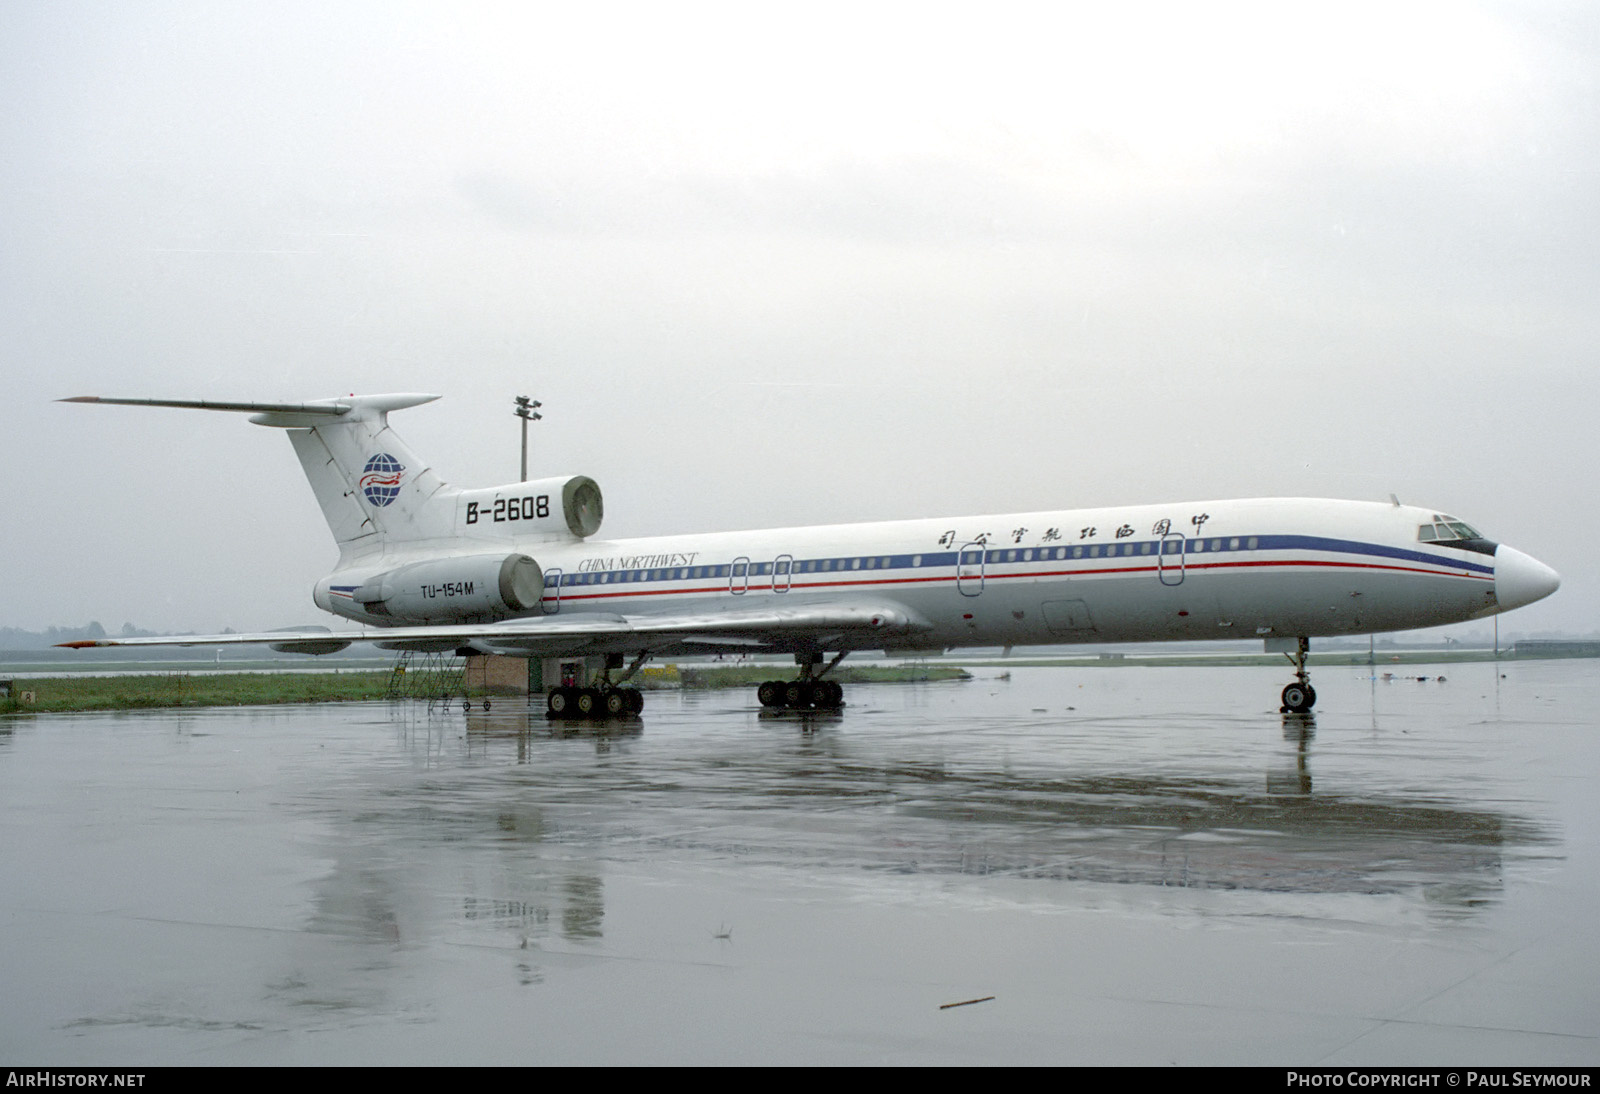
[350, 553, 544, 623]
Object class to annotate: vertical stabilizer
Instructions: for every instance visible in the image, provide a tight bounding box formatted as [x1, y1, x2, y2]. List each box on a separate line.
[270, 401, 452, 551]
[61, 393, 456, 557]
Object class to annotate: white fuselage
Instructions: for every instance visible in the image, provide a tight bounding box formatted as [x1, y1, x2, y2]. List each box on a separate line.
[313, 497, 1514, 655]
[58, 396, 1559, 683]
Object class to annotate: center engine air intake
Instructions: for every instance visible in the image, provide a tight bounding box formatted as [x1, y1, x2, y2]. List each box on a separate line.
[352, 553, 544, 622]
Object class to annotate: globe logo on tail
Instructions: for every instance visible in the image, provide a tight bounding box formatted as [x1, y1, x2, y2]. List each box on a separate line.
[360, 453, 405, 507]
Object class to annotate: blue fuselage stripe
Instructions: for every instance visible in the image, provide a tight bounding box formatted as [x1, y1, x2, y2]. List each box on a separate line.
[539, 533, 1493, 604]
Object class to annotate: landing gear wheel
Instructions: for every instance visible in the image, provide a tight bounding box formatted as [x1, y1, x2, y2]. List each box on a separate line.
[625, 688, 644, 715]
[603, 690, 628, 717]
[547, 687, 572, 718]
[818, 680, 844, 708]
[757, 680, 785, 708]
[575, 688, 600, 718]
[784, 681, 812, 709]
[1281, 682, 1315, 714]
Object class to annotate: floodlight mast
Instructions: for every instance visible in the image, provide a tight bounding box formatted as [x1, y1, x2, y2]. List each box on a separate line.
[514, 395, 542, 480]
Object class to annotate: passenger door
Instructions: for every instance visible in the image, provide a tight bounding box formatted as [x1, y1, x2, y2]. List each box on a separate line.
[1158, 533, 1186, 586]
[957, 542, 986, 597]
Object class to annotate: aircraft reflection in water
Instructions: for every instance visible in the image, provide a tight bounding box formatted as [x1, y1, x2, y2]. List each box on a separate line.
[398, 703, 1541, 914]
[60, 393, 1559, 716]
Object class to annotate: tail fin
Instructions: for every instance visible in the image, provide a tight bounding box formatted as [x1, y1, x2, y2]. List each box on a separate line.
[61, 393, 601, 555]
[262, 395, 452, 550]
[61, 393, 452, 552]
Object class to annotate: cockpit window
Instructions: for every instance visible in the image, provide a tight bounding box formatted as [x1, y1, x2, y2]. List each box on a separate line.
[1418, 514, 1483, 543]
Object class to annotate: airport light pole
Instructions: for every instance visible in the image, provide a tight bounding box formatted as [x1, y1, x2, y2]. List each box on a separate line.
[514, 395, 542, 481]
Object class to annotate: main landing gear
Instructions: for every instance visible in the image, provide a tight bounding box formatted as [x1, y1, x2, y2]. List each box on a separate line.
[757, 652, 847, 711]
[547, 652, 649, 720]
[546, 685, 643, 719]
[757, 678, 843, 710]
[1280, 636, 1317, 715]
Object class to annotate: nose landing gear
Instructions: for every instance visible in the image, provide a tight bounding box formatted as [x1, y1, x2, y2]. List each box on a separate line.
[1280, 637, 1317, 714]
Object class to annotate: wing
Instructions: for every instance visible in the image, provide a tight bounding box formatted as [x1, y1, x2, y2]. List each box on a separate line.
[58, 599, 934, 658]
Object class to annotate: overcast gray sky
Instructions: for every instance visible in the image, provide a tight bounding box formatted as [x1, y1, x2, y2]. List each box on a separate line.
[2, 0, 1593, 637]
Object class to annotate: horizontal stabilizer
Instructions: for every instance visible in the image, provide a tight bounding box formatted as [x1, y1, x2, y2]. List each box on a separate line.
[59, 395, 354, 415]
[61, 392, 449, 547]
[59, 393, 442, 428]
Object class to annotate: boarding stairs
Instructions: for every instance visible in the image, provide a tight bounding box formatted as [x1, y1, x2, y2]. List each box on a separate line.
[385, 650, 469, 711]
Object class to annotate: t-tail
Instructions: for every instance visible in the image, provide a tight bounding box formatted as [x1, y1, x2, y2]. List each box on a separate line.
[58, 394, 604, 562]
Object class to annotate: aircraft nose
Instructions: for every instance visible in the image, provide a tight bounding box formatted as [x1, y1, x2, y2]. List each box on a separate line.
[1495, 545, 1561, 612]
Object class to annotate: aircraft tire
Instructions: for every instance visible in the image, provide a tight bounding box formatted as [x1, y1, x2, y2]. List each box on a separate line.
[1281, 682, 1314, 714]
[576, 688, 600, 717]
[625, 688, 644, 714]
[757, 681, 784, 707]
[547, 687, 572, 718]
[784, 681, 810, 709]
[604, 690, 628, 717]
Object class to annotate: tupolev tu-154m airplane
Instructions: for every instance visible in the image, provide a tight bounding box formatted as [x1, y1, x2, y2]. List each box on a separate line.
[59, 392, 1560, 717]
